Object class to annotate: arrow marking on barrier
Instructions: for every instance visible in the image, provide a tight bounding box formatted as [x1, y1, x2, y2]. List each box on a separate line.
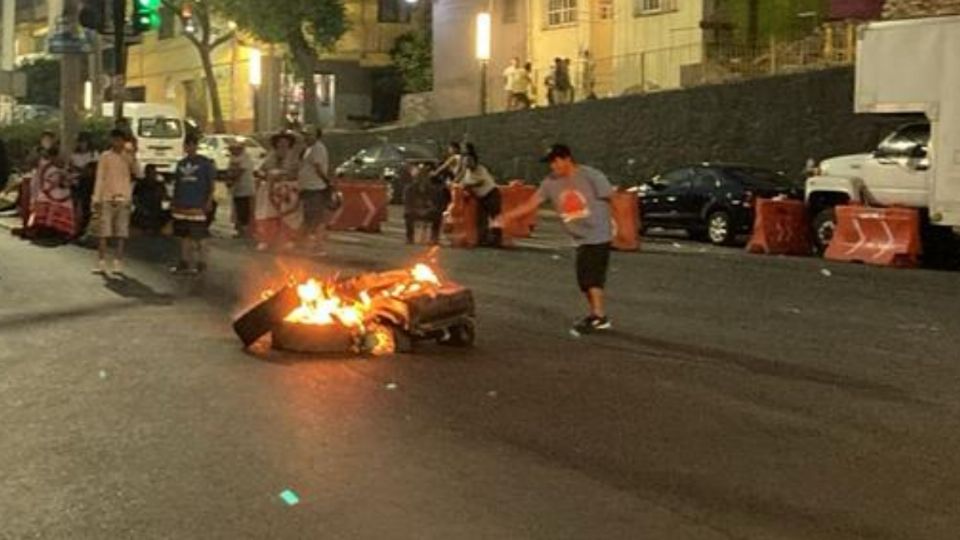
[873, 220, 895, 261]
[361, 192, 376, 228]
[845, 217, 867, 256]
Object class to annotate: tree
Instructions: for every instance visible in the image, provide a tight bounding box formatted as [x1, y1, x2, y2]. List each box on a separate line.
[390, 31, 432, 94]
[160, 0, 235, 133]
[16, 58, 60, 108]
[218, 0, 348, 125]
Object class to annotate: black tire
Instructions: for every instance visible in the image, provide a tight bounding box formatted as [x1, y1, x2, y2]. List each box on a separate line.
[706, 210, 734, 245]
[446, 321, 476, 347]
[393, 327, 414, 354]
[812, 207, 837, 255]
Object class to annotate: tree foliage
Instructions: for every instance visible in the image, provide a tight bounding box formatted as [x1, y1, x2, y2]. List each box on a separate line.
[390, 31, 432, 94]
[217, 0, 349, 124]
[16, 58, 60, 108]
[160, 0, 235, 133]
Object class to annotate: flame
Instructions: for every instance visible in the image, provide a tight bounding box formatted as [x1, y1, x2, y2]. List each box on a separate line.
[282, 263, 443, 338]
[284, 278, 368, 328]
[411, 263, 440, 285]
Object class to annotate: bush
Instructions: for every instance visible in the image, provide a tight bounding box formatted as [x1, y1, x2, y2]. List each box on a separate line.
[0, 116, 115, 171]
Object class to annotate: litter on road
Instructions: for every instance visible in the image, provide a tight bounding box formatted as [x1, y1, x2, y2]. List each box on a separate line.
[385, 382, 398, 390]
[820, 268, 833, 277]
[278, 489, 300, 506]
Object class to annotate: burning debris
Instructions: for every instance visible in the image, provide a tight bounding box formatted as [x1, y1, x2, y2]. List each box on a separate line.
[233, 258, 476, 356]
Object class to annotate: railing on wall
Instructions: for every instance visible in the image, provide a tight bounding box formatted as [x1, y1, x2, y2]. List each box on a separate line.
[509, 22, 859, 112]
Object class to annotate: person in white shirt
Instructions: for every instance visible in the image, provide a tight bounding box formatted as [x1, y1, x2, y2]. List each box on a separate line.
[298, 126, 331, 253]
[226, 140, 256, 238]
[502, 58, 522, 111]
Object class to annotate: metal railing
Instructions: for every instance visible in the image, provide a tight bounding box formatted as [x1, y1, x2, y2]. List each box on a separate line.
[520, 22, 859, 108]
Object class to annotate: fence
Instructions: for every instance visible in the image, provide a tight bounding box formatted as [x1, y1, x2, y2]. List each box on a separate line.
[521, 22, 859, 109]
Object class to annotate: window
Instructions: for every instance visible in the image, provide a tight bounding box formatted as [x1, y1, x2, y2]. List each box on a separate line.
[503, 0, 518, 23]
[654, 168, 693, 190]
[378, 0, 412, 23]
[876, 123, 930, 159]
[634, 0, 677, 16]
[598, 0, 613, 19]
[158, 6, 176, 40]
[138, 118, 184, 139]
[546, 0, 576, 27]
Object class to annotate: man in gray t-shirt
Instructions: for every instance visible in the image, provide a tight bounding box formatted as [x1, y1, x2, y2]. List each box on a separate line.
[500, 144, 614, 336]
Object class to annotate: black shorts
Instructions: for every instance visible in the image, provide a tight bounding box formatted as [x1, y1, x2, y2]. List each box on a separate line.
[173, 219, 210, 239]
[233, 196, 252, 227]
[576, 242, 612, 292]
[301, 189, 330, 229]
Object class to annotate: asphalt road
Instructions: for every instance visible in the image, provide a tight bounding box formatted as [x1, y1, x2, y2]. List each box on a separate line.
[1, 211, 959, 540]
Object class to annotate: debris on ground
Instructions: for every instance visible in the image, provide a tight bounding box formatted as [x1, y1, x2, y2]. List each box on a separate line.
[820, 268, 833, 277]
[279, 489, 300, 506]
[385, 382, 398, 391]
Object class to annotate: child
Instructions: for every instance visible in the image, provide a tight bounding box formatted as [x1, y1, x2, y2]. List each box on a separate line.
[170, 135, 216, 274]
[403, 164, 443, 245]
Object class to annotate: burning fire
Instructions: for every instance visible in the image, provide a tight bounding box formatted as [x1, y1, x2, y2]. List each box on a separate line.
[282, 262, 443, 341]
[285, 279, 371, 327]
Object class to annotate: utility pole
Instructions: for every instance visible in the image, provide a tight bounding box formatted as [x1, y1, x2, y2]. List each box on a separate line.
[112, 0, 126, 124]
[59, 0, 83, 157]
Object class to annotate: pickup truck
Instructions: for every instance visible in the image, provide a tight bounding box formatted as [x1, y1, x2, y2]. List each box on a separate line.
[806, 122, 929, 251]
[805, 16, 960, 255]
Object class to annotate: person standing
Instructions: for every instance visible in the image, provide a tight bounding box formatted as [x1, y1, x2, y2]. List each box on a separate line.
[499, 144, 613, 335]
[461, 144, 502, 247]
[92, 129, 138, 275]
[226, 140, 255, 238]
[170, 135, 216, 274]
[70, 133, 99, 238]
[502, 58, 522, 111]
[298, 126, 331, 253]
[254, 132, 302, 251]
[509, 60, 533, 110]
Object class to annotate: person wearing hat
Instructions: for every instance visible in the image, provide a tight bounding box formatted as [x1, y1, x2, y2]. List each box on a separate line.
[498, 144, 614, 335]
[226, 139, 256, 238]
[253, 131, 302, 251]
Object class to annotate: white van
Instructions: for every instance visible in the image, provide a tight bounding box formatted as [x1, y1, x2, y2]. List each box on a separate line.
[101, 102, 185, 175]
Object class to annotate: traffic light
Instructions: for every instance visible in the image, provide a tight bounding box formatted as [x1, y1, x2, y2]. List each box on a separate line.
[132, 0, 161, 34]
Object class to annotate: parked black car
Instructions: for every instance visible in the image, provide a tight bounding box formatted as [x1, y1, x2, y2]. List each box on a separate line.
[335, 142, 439, 203]
[636, 164, 802, 245]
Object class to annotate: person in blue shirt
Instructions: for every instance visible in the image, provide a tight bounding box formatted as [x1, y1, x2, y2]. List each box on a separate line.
[170, 134, 216, 274]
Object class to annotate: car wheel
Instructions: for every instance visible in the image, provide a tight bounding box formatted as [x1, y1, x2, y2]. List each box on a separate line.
[707, 210, 734, 245]
[812, 207, 836, 254]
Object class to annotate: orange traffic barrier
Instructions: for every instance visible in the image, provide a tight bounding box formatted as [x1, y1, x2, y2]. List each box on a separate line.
[610, 190, 640, 251]
[824, 205, 921, 268]
[746, 198, 813, 256]
[327, 180, 389, 232]
[499, 181, 538, 238]
[444, 185, 479, 248]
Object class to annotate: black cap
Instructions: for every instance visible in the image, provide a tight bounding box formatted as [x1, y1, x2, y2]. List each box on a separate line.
[540, 143, 573, 163]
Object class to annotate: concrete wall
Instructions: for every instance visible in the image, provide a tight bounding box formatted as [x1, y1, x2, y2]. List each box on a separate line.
[612, 0, 704, 93]
[325, 67, 912, 185]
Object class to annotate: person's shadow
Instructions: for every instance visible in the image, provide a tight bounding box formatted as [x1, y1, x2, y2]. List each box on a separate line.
[101, 274, 174, 306]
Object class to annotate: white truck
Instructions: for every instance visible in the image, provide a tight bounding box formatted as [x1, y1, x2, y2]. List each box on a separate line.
[101, 102, 186, 176]
[805, 16, 960, 252]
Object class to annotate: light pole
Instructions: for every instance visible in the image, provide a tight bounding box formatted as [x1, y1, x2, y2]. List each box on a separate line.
[475, 12, 491, 115]
[249, 47, 262, 133]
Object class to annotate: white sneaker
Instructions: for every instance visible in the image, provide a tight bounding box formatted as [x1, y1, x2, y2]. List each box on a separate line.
[92, 259, 107, 274]
[111, 259, 124, 276]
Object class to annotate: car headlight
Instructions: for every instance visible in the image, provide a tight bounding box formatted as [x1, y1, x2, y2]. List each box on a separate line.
[382, 167, 397, 178]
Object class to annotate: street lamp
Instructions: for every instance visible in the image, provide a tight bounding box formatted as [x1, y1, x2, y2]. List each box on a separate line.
[475, 12, 491, 115]
[249, 48, 262, 132]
